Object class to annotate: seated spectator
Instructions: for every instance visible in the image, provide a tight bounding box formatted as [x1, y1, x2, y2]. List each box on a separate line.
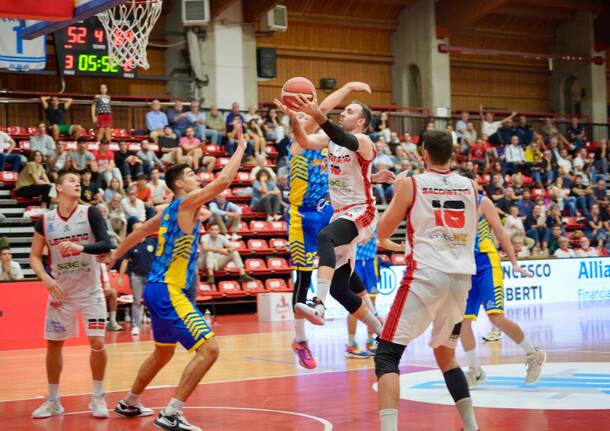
[469, 138, 487, 171]
[209, 192, 242, 240]
[524, 139, 542, 164]
[505, 205, 526, 237]
[97, 203, 121, 248]
[516, 115, 533, 147]
[446, 124, 458, 148]
[263, 108, 285, 144]
[179, 127, 216, 172]
[159, 126, 190, 165]
[529, 152, 545, 186]
[137, 140, 164, 176]
[576, 236, 599, 258]
[48, 141, 73, 180]
[15, 151, 52, 208]
[541, 117, 559, 142]
[593, 178, 608, 209]
[403, 135, 422, 168]
[548, 225, 563, 255]
[485, 173, 504, 199]
[146, 99, 168, 142]
[392, 147, 410, 170]
[584, 204, 607, 248]
[276, 129, 292, 168]
[70, 139, 97, 172]
[455, 111, 469, 142]
[512, 175, 525, 198]
[187, 100, 220, 145]
[30, 122, 56, 163]
[567, 116, 587, 150]
[462, 121, 477, 146]
[147, 167, 171, 205]
[594, 138, 609, 176]
[40, 95, 83, 141]
[121, 185, 146, 223]
[557, 148, 572, 174]
[572, 148, 587, 175]
[245, 105, 262, 124]
[247, 119, 266, 156]
[226, 102, 246, 128]
[549, 176, 573, 214]
[109, 194, 127, 239]
[553, 236, 575, 258]
[115, 141, 143, 184]
[278, 173, 290, 213]
[372, 137, 394, 204]
[104, 176, 125, 204]
[503, 135, 526, 175]
[545, 204, 564, 233]
[251, 168, 282, 222]
[0, 246, 23, 281]
[100, 263, 123, 331]
[525, 204, 550, 250]
[167, 100, 191, 137]
[206, 104, 227, 142]
[386, 131, 402, 156]
[511, 234, 531, 258]
[134, 173, 156, 220]
[200, 224, 254, 285]
[495, 187, 517, 217]
[571, 174, 594, 217]
[250, 153, 276, 183]
[0, 129, 22, 172]
[95, 139, 122, 187]
[227, 117, 254, 158]
[80, 169, 102, 204]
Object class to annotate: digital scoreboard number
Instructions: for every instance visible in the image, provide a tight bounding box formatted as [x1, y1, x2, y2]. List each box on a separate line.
[54, 17, 137, 79]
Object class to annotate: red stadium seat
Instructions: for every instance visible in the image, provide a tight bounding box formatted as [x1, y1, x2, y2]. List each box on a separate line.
[479, 174, 491, 186]
[226, 188, 251, 202]
[0, 171, 18, 185]
[249, 220, 270, 233]
[562, 217, 583, 230]
[27, 126, 37, 136]
[127, 143, 141, 152]
[216, 157, 230, 168]
[230, 240, 249, 252]
[377, 254, 390, 263]
[112, 128, 130, 139]
[522, 176, 533, 186]
[218, 280, 247, 297]
[234, 171, 252, 185]
[242, 279, 267, 295]
[530, 188, 544, 199]
[19, 140, 30, 151]
[238, 221, 251, 234]
[222, 260, 240, 275]
[269, 221, 287, 233]
[247, 239, 272, 253]
[245, 258, 268, 273]
[267, 257, 290, 273]
[197, 282, 223, 299]
[265, 278, 292, 292]
[391, 254, 407, 265]
[205, 144, 225, 156]
[198, 172, 215, 183]
[269, 238, 288, 250]
[8, 126, 28, 138]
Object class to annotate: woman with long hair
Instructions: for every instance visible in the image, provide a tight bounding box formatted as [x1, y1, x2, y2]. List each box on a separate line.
[15, 150, 52, 208]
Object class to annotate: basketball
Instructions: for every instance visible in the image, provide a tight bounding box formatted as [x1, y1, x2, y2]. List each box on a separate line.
[281, 76, 316, 110]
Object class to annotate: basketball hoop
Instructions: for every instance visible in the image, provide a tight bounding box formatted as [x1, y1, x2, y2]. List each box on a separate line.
[97, 0, 162, 70]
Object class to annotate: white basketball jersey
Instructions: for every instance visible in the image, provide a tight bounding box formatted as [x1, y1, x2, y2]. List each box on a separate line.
[42, 205, 103, 301]
[328, 140, 375, 213]
[407, 170, 477, 275]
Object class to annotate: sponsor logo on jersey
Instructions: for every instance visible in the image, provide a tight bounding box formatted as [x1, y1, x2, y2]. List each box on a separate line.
[46, 320, 66, 333]
[48, 234, 90, 246]
[56, 261, 91, 272]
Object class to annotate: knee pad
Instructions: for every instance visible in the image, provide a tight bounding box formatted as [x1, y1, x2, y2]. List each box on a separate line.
[374, 340, 406, 379]
[329, 264, 361, 313]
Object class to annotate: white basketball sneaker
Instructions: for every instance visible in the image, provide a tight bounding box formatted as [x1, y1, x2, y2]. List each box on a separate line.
[32, 399, 64, 419]
[294, 298, 325, 325]
[525, 348, 547, 384]
[89, 395, 109, 418]
[466, 367, 487, 388]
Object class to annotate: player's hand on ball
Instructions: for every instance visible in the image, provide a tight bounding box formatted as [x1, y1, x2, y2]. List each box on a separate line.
[58, 241, 84, 255]
[292, 93, 320, 116]
[347, 81, 371, 94]
[513, 264, 533, 277]
[273, 99, 298, 120]
[43, 276, 65, 299]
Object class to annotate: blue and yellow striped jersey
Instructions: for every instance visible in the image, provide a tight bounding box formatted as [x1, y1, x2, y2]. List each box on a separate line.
[356, 231, 378, 261]
[148, 198, 200, 290]
[475, 194, 499, 269]
[288, 148, 328, 209]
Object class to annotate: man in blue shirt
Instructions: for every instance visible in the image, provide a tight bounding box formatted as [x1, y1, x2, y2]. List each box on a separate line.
[146, 99, 168, 142]
[225, 102, 245, 127]
[167, 100, 191, 137]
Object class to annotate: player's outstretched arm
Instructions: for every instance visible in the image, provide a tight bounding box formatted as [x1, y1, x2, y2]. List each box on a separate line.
[181, 124, 248, 212]
[378, 172, 414, 240]
[481, 196, 532, 277]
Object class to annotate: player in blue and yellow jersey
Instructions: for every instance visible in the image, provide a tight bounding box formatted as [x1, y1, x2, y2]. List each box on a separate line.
[460, 189, 546, 389]
[99, 123, 248, 431]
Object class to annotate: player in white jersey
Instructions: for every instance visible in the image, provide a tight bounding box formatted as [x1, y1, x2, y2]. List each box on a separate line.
[275, 94, 382, 338]
[29, 170, 113, 419]
[375, 131, 480, 431]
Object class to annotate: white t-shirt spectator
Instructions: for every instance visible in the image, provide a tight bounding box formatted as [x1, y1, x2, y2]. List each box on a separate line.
[505, 145, 525, 163]
[575, 248, 599, 257]
[505, 215, 525, 236]
[121, 197, 146, 222]
[482, 120, 502, 137]
[0, 131, 13, 153]
[516, 246, 531, 258]
[201, 233, 231, 250]
[30, 134, 56, 158]
[147, 179, 169, 205]
[557, 157, 572, 174]
[554, 248, 575, 258]
[0, 260, 24, 281]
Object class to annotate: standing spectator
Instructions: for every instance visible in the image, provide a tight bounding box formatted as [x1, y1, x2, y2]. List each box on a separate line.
[205, 104, 226, 142]
[40, 95, 83, 141]
[79, 169, 102, 204]
[516, 115, 533, 147]
[567, 116, 587, 150]
[0, 246, 23, 281]
[94, 139, 122, 187]
[200, 224, 254, 285]
[571, 175, 594, 217]
[92, 84, 112, 142]
[115, 141, 143, 184]
[455, 111, 469, 142]
[146, 99, 168, 142]
[187, 100, 220, 145]
[179, 127, 216, 172]
[525, 205, 550, 250]
[479, 105, 517, 145]
[541, 117, 559, 141]
[209, 193, 242, 240]
[158, 126, 189, 165]
[15, 151, 52, 208]
[121, 185, 146, 223]
[554, 236, 575, 258]
[225, 102, 246, 127]
[49, 141, 72, 180]
[247, 119, 266, 156]
[376, 112, 391, 142]
[594, 139, 609, 176]
[118, 220, 157, 336]
[0, 130, 22, 172]
[584, 204, 607, 248]
[147, 167, 171, 205]
[593, 178, 608, 209]
[576, 236, 599, 257]
[136, 140, 163, 176]
[251, 168, 282, 222]
[462, 122, 478, 147]
[104, 177, 125, 203]
[70, 140, 97, 172]
[504, 135, 526, 175]
[167, 100, 191, 137]
[30, 122, 56, 163]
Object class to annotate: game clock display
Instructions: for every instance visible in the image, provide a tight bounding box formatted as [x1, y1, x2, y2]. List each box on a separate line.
[54, 18, 137, 79]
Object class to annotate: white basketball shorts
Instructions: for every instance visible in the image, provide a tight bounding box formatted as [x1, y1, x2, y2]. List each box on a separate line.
[44, 291, 107, 340]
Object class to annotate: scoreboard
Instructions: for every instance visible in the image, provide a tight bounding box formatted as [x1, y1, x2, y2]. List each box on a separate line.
[53, 17, 137, 79]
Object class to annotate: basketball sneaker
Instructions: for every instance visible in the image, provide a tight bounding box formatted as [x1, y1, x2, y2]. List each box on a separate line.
[525, 347, 547, 384]
[114, 400, 154, 417]
[294, 297, 325, 325]
[154, 410, 202, 431]
[482, 327, 502, 342]
[466, 367, 487, 388]
[291, 340, 317, 369]
[131, 326, 141, 336]
[107, 321, 124, 331]
[32, 399, 64, 419]
[345, 343, 370, 359]
[89, 395, 109, 418]
[365, 339, 378, 356]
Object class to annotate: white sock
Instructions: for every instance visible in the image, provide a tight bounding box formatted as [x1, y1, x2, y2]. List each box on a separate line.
[360, 310, 382, 335]
[48, 383, 59, 402]
[109, 311, 117, 323]
[456, 398, 478, 431]
[316, 278, 331, 304]
[165, 398, 184, 416]
[92, 380, 104, 398]
[348, 335, 356, 345]
[379, 408, 398, 431]
[361, 293, 376, 314]
[124, 391, 140, 406]
[519, 336, 536, 355]
[464, 349, 480, 370]
[294, 319, 307, 342]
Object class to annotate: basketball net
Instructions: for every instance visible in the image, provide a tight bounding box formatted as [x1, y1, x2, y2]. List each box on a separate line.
[97, 0, 162, 70]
